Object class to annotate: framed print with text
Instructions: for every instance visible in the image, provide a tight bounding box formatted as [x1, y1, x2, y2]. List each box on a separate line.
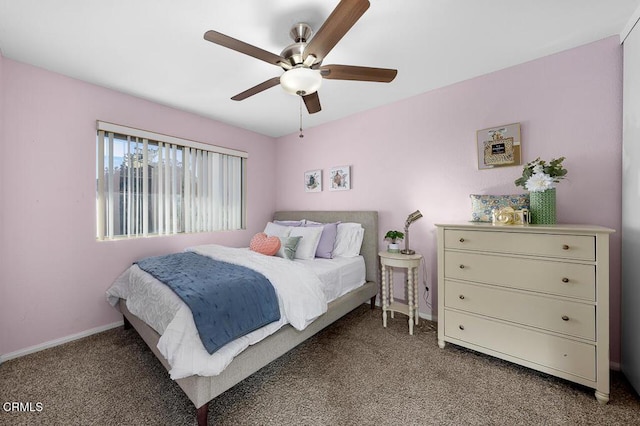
[477, 123, 521, 170]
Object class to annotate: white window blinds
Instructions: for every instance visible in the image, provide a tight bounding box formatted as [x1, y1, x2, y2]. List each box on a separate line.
[96, 121, 247, 240]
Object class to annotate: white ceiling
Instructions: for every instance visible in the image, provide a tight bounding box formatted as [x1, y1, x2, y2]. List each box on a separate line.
[0, 0, 638, 138]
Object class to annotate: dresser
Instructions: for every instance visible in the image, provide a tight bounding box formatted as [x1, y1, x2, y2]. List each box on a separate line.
[435, 223, 614, 403]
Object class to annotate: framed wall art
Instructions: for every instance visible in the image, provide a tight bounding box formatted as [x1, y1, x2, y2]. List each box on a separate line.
[304, 169, 322, 192]
[476, 122, 522, 170]
[329, 165, 351, 191]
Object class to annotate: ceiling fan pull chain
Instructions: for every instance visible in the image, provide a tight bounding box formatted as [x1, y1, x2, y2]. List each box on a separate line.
[299, 96, 304, 138]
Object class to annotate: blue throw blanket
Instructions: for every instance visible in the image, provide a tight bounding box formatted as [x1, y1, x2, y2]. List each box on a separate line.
[135, 252, 280, 354]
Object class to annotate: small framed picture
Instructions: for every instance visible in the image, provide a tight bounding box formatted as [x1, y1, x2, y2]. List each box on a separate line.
[329, 165, 351, 191]
[304, 169, 322, 192]
[477, 123, 521, 170]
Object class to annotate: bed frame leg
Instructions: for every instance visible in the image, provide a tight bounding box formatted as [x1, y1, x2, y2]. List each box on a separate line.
[370, 295, 376, 310]
[123, 316, 132, 330]
[196, 403, 209, 426]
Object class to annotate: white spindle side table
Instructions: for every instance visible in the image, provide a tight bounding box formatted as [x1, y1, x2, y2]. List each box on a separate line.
[379, 251, 423, 335]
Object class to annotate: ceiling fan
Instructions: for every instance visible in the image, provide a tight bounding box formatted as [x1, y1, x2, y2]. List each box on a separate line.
[203, 0, 397, 114]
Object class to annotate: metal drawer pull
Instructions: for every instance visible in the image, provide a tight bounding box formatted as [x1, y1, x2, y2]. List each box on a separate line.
[459, 264, 465, 269]
[562, 278, 569, 283]
[459, 238, 465, 243]
[562, 315, 570, 321]
[459, 325, 465, 330]
[459, 295, 465, 300]
[562, 244, 570, 250]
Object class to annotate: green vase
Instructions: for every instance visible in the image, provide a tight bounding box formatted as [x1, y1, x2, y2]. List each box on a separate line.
[529, 188, 556, 224]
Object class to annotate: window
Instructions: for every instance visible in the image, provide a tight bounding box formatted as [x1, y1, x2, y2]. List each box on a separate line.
[96, 121, 247, 240]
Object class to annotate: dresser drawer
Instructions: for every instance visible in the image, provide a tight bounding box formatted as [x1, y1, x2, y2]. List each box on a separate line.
[444, 251, 596, 301]
[444, 310, 596, 381]
[444, 280, 595, 340]
[444, 230, 595, 261]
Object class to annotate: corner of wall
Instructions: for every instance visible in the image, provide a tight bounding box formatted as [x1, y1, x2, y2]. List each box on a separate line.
[620, 4, 640, 44]
[0, 50, 6, 357]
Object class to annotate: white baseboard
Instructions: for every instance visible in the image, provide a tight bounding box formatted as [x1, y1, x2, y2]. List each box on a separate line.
[0, 320, 124, 364]
[418, 311, 436, 322]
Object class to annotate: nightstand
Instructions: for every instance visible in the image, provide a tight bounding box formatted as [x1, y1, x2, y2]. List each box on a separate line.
[379, 251, 423, 335]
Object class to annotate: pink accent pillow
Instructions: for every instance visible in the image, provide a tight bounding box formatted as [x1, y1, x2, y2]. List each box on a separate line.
[249, 232, 281, 256]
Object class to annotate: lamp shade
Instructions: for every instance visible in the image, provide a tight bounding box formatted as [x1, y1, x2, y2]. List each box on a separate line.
[406, 210, 423, 225]
[280, 67, 322, 96]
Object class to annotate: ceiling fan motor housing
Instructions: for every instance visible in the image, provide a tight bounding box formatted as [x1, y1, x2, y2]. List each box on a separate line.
[281, 23, 316, 67]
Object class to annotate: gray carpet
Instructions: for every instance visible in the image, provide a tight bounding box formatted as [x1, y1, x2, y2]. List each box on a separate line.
[1, 306, 639, 425]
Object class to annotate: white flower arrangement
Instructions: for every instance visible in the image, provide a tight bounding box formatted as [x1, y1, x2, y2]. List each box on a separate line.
[515, 157, 567, 192]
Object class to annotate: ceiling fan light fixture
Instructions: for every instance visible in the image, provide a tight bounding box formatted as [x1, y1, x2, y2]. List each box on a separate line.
[280, 67, 322, 96]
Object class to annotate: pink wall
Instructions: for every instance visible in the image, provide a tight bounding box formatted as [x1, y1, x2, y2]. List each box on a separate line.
[0, 57, 277, 356]
[275, 37, 623, 363]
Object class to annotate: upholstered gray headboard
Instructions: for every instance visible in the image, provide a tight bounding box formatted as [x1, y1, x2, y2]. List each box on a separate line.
[273, 211, 379, 284]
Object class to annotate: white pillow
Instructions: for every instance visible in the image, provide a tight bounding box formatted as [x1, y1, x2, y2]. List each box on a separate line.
[332, 223, 365, 258]
[289, 226, 323, 260]
[264, 222, 292, 238]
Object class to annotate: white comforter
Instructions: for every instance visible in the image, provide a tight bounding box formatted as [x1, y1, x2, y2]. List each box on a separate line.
[107, 245, 328, 379]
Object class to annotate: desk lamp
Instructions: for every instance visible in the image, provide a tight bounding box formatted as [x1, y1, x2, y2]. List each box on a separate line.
[401, 210, 423, 255]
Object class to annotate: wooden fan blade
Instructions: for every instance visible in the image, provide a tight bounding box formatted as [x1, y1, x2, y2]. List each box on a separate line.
[320, 64, 397, 82]
[231, 77, 281, 101]
[204, 30, 285, 66]
[303, 0, 370, 62]
[303, 92, 322, 114]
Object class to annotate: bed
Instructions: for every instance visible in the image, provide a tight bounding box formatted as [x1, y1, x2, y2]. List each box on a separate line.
[109, 210, 379, 426]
